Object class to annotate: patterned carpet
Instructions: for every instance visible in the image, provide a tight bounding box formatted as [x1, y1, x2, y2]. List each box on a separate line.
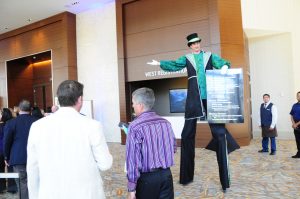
[1, 139, 300, 199]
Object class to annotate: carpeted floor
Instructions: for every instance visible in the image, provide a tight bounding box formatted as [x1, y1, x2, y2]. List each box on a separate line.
[1, 139, 300, 199]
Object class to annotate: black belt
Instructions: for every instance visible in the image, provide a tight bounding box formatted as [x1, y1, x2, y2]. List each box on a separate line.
[143, 167, 169, 174]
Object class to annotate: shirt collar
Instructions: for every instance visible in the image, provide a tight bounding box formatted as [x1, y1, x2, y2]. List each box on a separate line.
[135, 110, 155, 119]
[192, 50, 204, 55]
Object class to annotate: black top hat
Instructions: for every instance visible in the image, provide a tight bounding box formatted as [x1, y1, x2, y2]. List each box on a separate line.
[186, 33, 201, 46]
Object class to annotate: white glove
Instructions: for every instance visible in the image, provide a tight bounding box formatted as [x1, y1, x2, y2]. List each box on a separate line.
[220, 65, 228, 74]
[147, 59, 160, 66]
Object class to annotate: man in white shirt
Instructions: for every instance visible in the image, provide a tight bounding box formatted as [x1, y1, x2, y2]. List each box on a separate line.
[258, 94, 278, 155]
[27, 80, 113, 199]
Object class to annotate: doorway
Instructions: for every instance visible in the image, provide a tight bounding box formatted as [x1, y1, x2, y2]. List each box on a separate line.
[6, 51, 52, 112]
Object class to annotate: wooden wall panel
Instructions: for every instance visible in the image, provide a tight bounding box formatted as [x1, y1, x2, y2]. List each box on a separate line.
[220, 44, 246, 66]
[124, 0, 208, 35]
[45, 84, 53, 110]
[0, 39, 13, 62]
[126, 49, 188, 81]
[125, 20, 210, 58]
[33, 83, 53, 111]
[51, 47, 65, 69]
[196, 123, 212, 147]
[64, 13, 77, 67]
[0, 12, 77, 108]
[32, 60, 53, 110]
[33, 86, 44, 108]
[217, 0, 244, 45]
[32, 62, 52, 85]
[7, 62, 33, 107]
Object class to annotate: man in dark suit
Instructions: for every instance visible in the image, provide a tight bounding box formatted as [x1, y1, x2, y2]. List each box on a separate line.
[3, 99, 37, 199]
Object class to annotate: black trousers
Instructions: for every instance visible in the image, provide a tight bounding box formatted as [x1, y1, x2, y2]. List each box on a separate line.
[7, 165, 18, 193]
[0, 154, 6, 192]
[0, 156, 18, 193]
[208, 123, 230, 190]
[179, 119, 197, 184]
[136, 168, 174, 199]
[13, 165, 28, 199]
[179, 120, 239, 189]
[294, 129, 300, 155]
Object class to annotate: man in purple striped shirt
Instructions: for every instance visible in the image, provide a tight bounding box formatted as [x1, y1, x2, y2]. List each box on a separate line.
[126, 87, 177, 199]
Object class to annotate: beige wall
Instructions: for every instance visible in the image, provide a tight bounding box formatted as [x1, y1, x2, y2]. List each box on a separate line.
[291, 0, 300, 93]
[241, 0, 300, 139]
[76, 1, 120, 142]
[248, 34, 294, 139]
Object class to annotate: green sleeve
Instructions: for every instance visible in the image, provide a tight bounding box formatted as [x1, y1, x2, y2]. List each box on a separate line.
[160, 56, 187, 71]
[211, 53, 231, 69]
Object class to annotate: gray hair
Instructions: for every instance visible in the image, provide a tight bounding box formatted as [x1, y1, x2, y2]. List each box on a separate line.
[132, 87, 155, 111]
[57, 80, 83, 107]
[19, 99, 31, 112]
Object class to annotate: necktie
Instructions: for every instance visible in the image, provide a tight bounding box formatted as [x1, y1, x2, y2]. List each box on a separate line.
[264, 103, 267, 108]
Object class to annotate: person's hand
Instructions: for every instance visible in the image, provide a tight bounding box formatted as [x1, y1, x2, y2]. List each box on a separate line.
[127, 192, 136, 199]
[220, 65, 229, 74]
[269, 127, 274, 131]
[147, 60, 160, 66]
[4, 160, 9, 167]
[293, 123, 298, 129]
[122, 125, 128, 135]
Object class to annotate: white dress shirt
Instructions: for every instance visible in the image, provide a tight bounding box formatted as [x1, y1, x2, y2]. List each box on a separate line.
[27, 107, 113, 199]
[258, 102, 278, 128]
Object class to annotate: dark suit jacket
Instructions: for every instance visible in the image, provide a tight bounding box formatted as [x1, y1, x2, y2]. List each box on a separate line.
[3, 114, 38, 166]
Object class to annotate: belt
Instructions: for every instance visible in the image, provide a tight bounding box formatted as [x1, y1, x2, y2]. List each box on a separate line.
[143, 167, 169, 174]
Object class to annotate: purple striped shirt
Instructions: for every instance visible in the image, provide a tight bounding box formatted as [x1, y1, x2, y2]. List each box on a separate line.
[126, 111, 177, 191]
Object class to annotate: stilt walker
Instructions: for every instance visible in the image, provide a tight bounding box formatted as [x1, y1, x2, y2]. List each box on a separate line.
[147, 33, 240, 191]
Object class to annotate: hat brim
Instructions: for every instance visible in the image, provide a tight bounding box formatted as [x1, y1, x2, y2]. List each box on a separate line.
[188, 38, 201, 46]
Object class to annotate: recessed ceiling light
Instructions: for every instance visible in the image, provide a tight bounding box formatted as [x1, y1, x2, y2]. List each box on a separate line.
[71, 1, 80, 6]
[27, 18, 32, 22]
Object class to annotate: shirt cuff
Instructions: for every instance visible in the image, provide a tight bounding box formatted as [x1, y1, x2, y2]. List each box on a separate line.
[128, 181, 137, 192]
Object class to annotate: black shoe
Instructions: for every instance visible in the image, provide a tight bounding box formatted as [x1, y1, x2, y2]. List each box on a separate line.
[270, 151, 276, 155]
[258, 149, 269, 153]
[180, 180, 193, 186]
[291, 155, 300, 158]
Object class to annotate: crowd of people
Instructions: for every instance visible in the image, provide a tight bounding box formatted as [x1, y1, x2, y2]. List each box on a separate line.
[0, 103, 59, 196]
[0, 83, 298, 199]
[0, 33, 299, 199]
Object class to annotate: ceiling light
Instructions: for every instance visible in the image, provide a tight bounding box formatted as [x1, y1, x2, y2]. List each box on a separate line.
[27, 18, 32, 22]
[71, 1, 80, 6]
